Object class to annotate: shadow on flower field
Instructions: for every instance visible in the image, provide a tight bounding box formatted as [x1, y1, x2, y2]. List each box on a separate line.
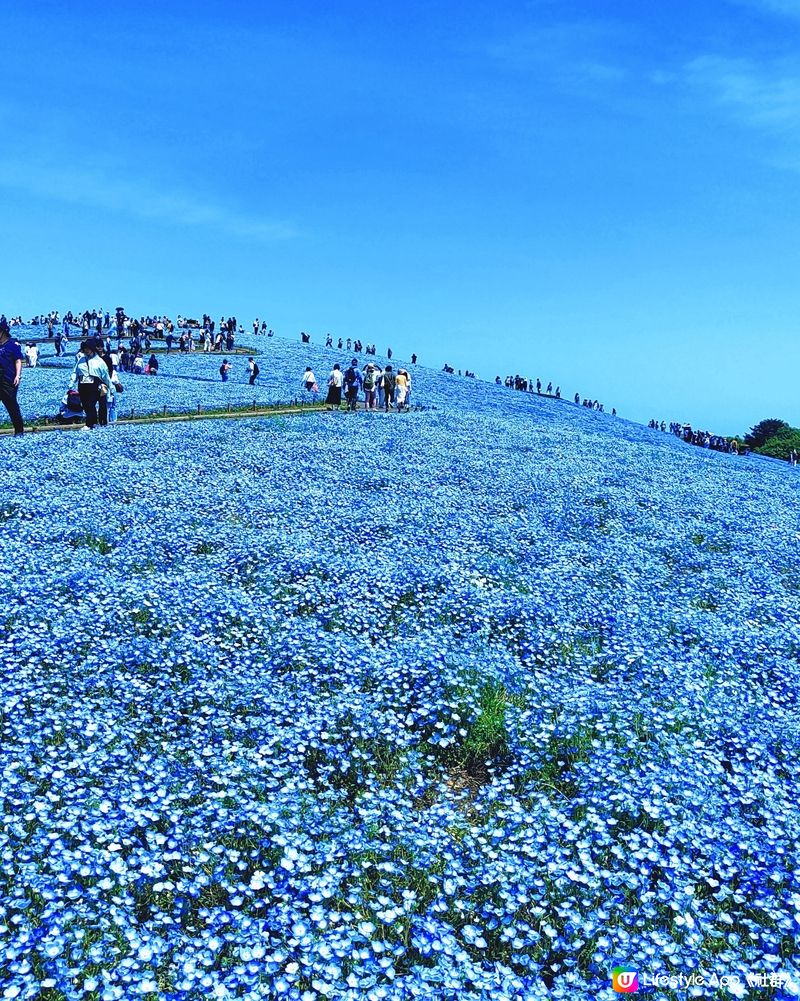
[1, 334, 799, 999]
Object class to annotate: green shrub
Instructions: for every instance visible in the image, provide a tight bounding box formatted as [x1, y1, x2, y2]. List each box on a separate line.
[757, 427, 800, 461]
[745, 417, 790, 449]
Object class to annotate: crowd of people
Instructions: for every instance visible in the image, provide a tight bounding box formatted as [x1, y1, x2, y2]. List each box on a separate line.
[165, 328, 239, 353]
[486, 373, 614, 414]
[296, 360, 412, 412]
[0, 304, 637, 438]
[0, 307, 423, 434]
[0, 307, 754, 456]
[649, 420, 742, 454]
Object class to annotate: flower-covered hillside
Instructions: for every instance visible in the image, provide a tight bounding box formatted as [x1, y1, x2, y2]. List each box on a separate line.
[1, 353, 799, 999]
[18, 326, 586, 424]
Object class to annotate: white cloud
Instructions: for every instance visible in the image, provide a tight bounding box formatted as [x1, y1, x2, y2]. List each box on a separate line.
[730, 0, 800, 18]
[685, 55, 800, 133]
[484, 20, 630, 92]
[0, 160, 297, 242]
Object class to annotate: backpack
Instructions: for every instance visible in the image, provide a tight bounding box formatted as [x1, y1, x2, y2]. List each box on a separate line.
[253, 363, 260, 376]
[363, 370, 376, 390]
[219, 364, 226, 375]
[344, 367, 357, 387]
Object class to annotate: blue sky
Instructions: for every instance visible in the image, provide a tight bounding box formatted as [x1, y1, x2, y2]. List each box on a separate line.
[3, 0, 800, 433]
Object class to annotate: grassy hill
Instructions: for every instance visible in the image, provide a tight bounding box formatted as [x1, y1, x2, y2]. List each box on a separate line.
[1, 333, 799, 999]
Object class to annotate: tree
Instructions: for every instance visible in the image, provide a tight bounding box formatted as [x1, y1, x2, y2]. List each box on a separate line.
[744, 418, 790, 449]
[757, 427, 800, 461]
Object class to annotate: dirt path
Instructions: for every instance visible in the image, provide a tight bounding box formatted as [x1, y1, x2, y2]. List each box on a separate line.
[0, 402, 360, 436]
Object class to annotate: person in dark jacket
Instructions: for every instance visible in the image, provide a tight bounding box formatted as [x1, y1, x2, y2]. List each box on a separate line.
[343, 360, 362, 411]
[382, 365, 396, 411]
[0, 316, 25, 435]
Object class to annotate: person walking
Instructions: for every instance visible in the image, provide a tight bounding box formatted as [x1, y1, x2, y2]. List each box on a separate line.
[247, 357, 260, 386]
[395, 368, 410, 411]
[362, 364, 378, 410]
[92, 336, 116, 427]
[382, 365, 396, 411]
[326, 363, 343, 409]
[344, 359, 362, 410]
[375, 364, 386, 409]
[0, 317, 25, 435]
[73, 339, 113, 431]
[301, 367, 318, 399]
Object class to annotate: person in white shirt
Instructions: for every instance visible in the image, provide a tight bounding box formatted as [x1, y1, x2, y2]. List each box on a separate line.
[326, 364, 343, 409]
[73, 340, 114, 430]
[302, 368, 318, 399]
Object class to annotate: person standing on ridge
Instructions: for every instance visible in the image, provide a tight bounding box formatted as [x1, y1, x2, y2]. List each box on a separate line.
[0, 316, 25, 436]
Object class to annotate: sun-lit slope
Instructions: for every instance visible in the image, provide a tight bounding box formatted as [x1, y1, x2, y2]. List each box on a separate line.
[1, 341, 799, 999]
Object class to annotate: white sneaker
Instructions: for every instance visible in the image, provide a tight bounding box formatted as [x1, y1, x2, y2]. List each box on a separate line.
[80, 425, 93, 432]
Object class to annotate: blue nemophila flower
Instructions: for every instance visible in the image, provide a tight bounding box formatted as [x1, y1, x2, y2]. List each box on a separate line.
[1, 332, 799, 999]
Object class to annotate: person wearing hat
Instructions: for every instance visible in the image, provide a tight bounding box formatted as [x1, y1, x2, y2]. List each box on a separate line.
[0, 316, 25, 435]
